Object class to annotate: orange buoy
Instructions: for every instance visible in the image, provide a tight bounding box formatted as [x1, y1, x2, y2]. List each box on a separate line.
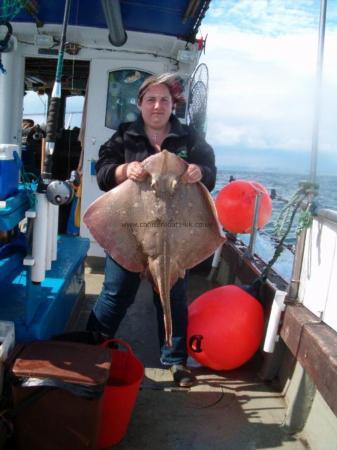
[187, 285, 264, 370]
[215, 180, 272, 233]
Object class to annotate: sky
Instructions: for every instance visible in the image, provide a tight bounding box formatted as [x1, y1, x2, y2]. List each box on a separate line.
[198, 0, 337, 174]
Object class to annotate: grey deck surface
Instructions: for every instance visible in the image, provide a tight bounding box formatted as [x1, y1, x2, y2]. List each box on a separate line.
[79, 259, 309, 450]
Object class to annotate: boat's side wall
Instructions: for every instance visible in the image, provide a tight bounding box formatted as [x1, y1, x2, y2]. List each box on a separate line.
[217, 238, 337, 449]
[281, 357, 337, 450]
[298, 210, 337, 332]
[303, 388, 337, 450]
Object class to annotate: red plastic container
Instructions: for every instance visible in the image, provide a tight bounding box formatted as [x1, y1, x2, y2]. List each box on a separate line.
[98, 339, 144, 449]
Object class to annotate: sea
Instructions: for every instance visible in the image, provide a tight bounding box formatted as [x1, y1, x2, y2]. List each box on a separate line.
[214, 169, 337, 282]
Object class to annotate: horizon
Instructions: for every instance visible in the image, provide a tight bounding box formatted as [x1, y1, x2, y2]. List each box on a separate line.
[213, 146, 337, 176]
[216, 164, 337, 177]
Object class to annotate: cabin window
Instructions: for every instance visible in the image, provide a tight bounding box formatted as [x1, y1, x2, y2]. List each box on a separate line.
[65, 95, 85, 129]
[105, 69, 151, 130]
[23, 91, 48, 125]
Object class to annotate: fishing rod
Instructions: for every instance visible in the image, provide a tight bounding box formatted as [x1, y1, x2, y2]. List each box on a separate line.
[38, 0, 74, 203]
[31, 0, 73, 283]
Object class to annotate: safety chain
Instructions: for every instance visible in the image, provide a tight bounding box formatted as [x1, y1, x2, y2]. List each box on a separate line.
[273, 181, 319, 238]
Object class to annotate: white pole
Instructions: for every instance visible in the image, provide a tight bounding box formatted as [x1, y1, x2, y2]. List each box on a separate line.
[211, 244, 223, 268]
[31, 193, 49, 282]
[11, 49, 25, 149]
[263, 290, 287, 353]
[45, 202, 53, 271]
[207, 244, 223, 280]
[51, 203, 59, 261]
[247, 191, 262, 258]
[0, 51, 16, 144]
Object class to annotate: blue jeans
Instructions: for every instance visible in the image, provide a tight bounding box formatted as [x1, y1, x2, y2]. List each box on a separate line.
[87, 255, 188, 365]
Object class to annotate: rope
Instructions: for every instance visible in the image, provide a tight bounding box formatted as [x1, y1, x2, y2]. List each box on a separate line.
[273, 181, 319, 238]
[252, 181, 319, 290]
[20, 166, 38, 209]
[0, 1, 27, 21]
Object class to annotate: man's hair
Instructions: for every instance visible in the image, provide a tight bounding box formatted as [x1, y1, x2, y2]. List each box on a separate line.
[22, 118, 35, 129]
[137, 73, 185, 106]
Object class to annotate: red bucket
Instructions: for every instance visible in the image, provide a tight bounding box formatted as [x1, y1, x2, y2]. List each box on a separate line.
[98, 338, 144, 449]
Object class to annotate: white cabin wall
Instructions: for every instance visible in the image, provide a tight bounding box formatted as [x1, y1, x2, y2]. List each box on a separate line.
[12, 23, 198, 66]
[0, 43, 25, 146]
[12, 49, 25, 149]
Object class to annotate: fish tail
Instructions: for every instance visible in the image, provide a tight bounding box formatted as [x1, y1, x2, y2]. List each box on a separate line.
[148, 245, 172, 347]
[161, 240, 172, 346]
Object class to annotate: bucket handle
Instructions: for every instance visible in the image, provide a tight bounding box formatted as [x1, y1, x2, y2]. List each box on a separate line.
[101, 338, 135, 356]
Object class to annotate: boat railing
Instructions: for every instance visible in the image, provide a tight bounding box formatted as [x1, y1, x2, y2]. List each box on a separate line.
[316, 207, 337, 223]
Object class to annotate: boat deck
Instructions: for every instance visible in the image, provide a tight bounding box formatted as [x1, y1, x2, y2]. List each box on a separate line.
[78, 259, 310, 450]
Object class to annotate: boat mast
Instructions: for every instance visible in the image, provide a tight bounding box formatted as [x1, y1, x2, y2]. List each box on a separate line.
[287, 0, 328, 302]
[309, 0, 327, 183]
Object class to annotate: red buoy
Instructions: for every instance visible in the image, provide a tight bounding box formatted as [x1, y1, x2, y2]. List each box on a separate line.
[215, 180, 272, 233]
[187, 285, 264, 370]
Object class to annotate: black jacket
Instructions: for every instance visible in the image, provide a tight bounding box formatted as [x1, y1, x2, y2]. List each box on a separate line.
[96, 114, 216, 192]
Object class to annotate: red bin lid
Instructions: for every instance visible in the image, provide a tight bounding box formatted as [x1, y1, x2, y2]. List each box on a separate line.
[12, 341, 111, 386]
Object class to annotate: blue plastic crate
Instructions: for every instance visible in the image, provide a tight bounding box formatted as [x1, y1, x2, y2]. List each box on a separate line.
[0, 235, 90, 342]
[0, 145, 21, 200]
[0, 189, 31, 231]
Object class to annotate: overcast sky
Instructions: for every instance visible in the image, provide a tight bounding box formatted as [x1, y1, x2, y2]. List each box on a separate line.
[199, 0, 337, 173]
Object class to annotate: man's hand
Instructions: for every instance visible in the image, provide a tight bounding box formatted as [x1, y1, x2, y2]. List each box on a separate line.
[181, 164, 202, 184]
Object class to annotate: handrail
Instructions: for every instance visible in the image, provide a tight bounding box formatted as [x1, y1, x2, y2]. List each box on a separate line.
[316, 208, 337, 224]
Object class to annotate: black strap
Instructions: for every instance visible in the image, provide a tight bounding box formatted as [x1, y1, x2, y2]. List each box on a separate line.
[0, 388, 52, 443]
[0, 22, 12, 52]
[5, 387, 52, 420]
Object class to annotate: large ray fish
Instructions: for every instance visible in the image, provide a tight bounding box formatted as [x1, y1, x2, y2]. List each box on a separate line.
[83, 150, 225, 346]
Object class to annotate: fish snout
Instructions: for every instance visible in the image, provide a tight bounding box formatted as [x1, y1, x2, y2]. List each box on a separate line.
[151, 177, 159, 191]
[169, 179, 178, 193]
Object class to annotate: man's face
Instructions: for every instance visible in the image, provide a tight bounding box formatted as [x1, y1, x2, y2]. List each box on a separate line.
[139, 84, 173, 129]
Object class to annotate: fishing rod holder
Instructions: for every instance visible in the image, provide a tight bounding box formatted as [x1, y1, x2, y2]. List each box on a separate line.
[30, 169, 78, 283]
